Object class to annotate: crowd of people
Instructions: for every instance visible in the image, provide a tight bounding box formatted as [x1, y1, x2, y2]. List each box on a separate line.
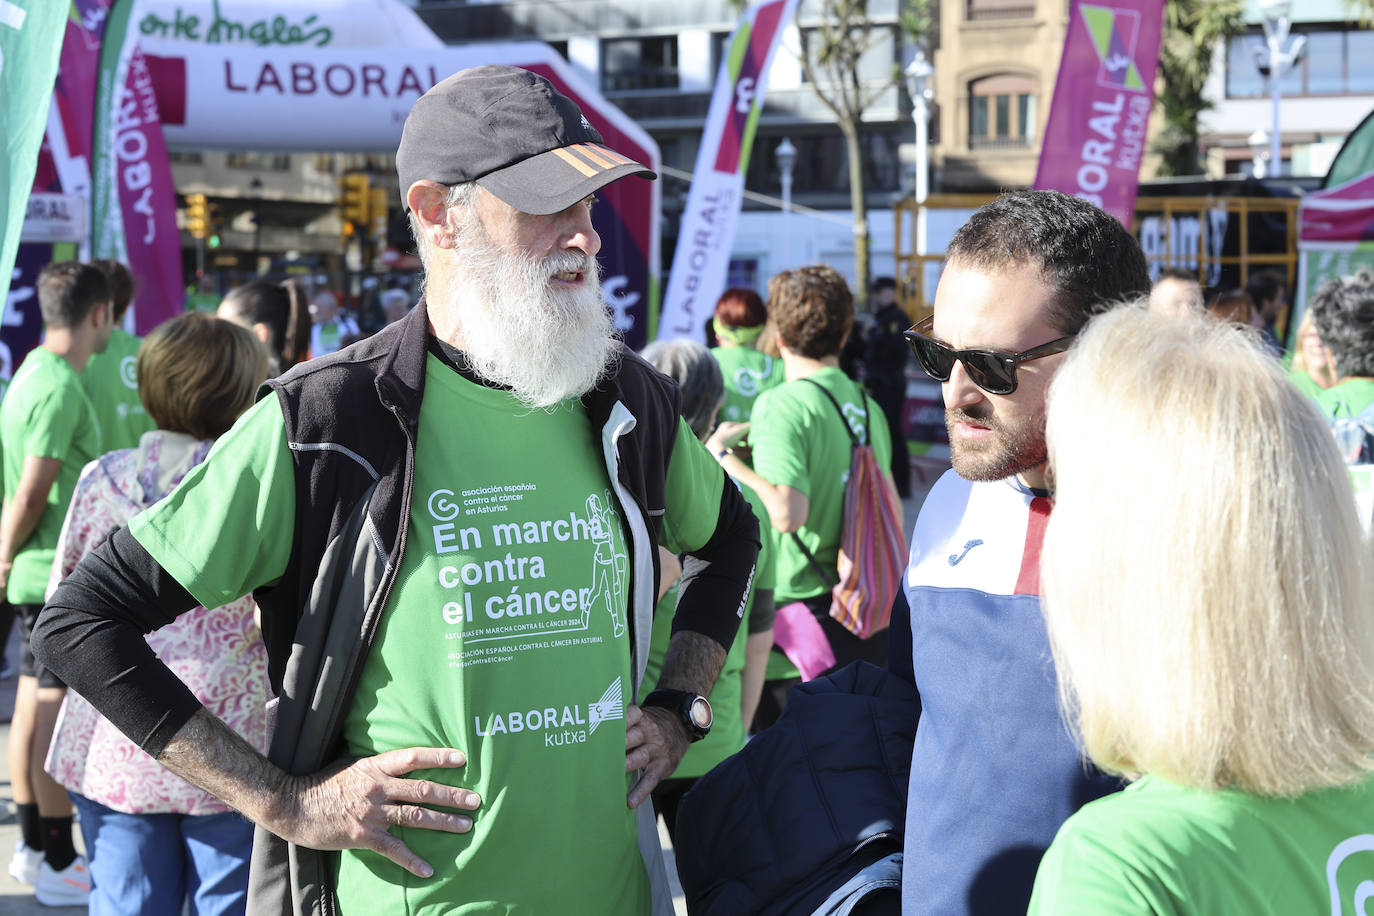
[0, 63, 1371, 915]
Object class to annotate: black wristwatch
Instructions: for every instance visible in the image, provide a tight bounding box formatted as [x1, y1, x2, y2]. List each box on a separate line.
[640, 689, 713, 742]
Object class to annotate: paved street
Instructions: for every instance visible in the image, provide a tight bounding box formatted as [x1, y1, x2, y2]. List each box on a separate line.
[0, 463, 943, 914]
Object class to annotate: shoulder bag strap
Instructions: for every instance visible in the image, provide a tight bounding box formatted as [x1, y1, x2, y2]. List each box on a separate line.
[790, 375, 862, 587]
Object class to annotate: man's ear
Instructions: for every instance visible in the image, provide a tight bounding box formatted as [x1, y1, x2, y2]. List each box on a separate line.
[406, 181, 458, 251]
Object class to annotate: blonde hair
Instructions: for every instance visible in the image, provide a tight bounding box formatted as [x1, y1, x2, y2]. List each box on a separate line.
[1041, 304, 1374, 796]
[137, 313, 270, 440]
[1290, 309, 1338, 389]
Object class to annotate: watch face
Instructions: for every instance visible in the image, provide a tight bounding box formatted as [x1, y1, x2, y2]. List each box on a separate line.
[688, 696, 713, 730]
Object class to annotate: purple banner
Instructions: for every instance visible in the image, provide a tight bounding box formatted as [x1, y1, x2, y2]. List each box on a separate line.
[1033, 0, 1164, 225]
[111, 45, 182, 333]
[92, 0, 183, 333]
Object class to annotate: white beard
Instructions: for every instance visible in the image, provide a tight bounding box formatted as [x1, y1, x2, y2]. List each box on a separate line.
[436, 215, 619, 409]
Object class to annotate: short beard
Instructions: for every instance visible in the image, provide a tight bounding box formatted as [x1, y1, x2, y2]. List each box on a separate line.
[437, 213, 619, 409]
[946, 406, 1048, 483]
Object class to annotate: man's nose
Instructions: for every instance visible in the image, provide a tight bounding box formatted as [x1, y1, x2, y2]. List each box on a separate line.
[943, 358, 986, 411]
[562, 202, 601, 259]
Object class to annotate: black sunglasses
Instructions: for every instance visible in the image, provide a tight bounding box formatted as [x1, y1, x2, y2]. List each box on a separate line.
[903, 315, 1075, 395]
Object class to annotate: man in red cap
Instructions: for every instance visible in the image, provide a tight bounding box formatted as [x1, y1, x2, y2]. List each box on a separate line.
[37, 66, 759, 915]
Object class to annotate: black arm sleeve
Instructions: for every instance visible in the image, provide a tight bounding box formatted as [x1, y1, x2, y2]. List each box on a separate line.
[32, 525, 207, 757]
[746, 588, 775, 636]
[671, 476, 761, 651]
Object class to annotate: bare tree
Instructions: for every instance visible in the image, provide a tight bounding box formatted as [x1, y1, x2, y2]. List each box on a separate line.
[721, 0, 932, 309]
[797, 0, 930, 311]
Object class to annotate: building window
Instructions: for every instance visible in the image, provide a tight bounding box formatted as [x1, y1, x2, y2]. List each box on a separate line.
[225, 152, 291, 171]
[1227, 27, 1374, 98]
[742, 130, 906, 195]
[167, 151, 203, 164]
[966, 0, 1036, 21]
[603, 36, 678, 92]
[968, 74, 1035, 150]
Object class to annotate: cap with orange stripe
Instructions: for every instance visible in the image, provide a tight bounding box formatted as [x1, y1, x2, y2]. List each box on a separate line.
[396, 65, 655, 216]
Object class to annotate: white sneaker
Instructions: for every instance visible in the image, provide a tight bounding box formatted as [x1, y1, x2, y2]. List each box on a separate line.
[6, 840, 41, 885]
[34, 855, 91, 907]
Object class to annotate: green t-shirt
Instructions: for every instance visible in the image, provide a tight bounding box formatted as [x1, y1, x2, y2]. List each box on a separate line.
[81, 327, 154, 454]
[639, 480, 775, 779]
[0, 347, 102, 603]
[1318, 377, 1374, 419]
[750, 367, 891, 605]
[1288, 369, 1325, 403]
[1029, 773, 1374, 916]
[712, 346, 785, 424]
[130, 354, 729, 914]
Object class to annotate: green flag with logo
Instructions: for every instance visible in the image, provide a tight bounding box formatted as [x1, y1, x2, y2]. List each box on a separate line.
[0, 1, 67, 309]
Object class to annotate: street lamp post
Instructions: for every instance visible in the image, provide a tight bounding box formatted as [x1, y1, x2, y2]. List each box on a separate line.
[1255, 0, 1306, 178]
[905, 50, 934, 258]
[1248, 128, 1270, 179]
[775, 136, 797, 269]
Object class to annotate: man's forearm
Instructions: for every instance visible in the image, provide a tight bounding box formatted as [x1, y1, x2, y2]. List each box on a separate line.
[156, 707, 291, 830]
[0, 492, 48, 568]
[655, 631, 727, 698]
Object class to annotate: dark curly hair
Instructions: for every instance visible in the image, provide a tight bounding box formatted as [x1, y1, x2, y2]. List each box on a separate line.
[1309, 269, 1374, 379]
[945, 190, 1150, 335]
[767, 265, 853, 359]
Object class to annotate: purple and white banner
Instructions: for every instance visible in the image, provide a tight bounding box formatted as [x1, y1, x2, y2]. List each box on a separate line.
[92, 0, 184, 333]
[657, 0, 798, 342]
[1034, 0, 1164, 226]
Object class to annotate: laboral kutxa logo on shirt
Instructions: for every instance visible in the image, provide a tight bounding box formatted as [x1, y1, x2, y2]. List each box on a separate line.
[474, 677, 625, 748]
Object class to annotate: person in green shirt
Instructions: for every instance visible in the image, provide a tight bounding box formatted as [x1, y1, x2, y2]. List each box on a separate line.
[82, 259, 155, 453]
[33, 67, 760, 916]
[1308, 269, 1374, 421]
[0, 261, 112, 905]
[1029, 306, 1374, 915]
[639, 338, 776, 839]
[713, 265, 893, 728]
[710, 287, 783, 426]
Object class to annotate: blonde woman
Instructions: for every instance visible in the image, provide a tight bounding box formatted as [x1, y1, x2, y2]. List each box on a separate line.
[1290, 308, 1338, 397]
[1028, 306, 1374, 914]
[45, 313, 271, 916]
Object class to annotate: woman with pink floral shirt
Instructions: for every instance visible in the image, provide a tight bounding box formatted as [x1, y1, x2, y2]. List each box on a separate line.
[45, 313, 271, 916]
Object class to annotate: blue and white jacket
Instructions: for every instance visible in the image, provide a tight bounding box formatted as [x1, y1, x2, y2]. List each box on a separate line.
[889, 470, 1121, 916]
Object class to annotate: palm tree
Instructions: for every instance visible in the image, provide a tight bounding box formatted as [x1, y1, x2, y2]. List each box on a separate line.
[1152, 0, 1243, 176]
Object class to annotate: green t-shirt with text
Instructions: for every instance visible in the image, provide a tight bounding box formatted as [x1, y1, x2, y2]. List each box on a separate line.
[1, 348, 102, 602]
[129, 354, 729, 914]
[712, 346, 785, 425]
[81, 327, 154, 454]
[640, 480, 775, 779]
[1029, 773, 1374, 915]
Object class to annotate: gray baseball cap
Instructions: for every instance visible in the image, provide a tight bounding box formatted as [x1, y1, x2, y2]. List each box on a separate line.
[396, 65, 655, 215]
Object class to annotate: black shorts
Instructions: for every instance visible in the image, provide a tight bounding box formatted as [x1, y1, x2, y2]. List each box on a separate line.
[15, 603, 65, 689]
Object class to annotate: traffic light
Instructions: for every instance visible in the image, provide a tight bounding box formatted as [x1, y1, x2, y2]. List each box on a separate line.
[341, 173, 371, 225]
[369, 187, 388, 239]
[185, 193, 209, 239]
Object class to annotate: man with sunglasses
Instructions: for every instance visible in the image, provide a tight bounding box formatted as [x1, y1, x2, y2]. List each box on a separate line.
[888, 190, 1150, 916]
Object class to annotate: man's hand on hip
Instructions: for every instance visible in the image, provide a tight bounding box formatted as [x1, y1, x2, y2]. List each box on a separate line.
[624, 704, 690, 808]
[274, 747, 483, 878]
[156, 709, 481, 880]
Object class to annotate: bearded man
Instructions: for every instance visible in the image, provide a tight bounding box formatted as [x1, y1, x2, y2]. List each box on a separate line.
[34, 66, 759, 916]
[888, 190, 1150, 916]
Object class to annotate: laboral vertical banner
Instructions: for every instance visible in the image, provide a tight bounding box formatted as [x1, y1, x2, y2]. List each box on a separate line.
[1034, 0, 1164, 226]
[658, 0, 798, 342]
[0, 1, 67, 312]
[93, 0, 182, 331]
